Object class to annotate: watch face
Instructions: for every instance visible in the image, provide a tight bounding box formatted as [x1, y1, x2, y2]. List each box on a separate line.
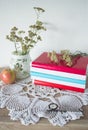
[48, 103, 58, 110]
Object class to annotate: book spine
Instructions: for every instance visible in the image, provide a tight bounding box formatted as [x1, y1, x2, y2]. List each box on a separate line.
[31, 71, 86, 86]
[31, 67, 86, 80]
[32, 63, 86, 75]
[34, 79, 85, 93]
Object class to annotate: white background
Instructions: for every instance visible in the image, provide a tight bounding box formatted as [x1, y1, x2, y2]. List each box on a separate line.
[0, 0, 88, 66]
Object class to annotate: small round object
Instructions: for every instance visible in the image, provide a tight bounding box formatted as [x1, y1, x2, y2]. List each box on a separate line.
[48, 103, 58, 110]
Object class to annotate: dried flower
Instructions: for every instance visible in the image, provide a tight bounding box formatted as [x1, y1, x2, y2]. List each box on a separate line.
[6, 7, 46, 55]
[48, 50, 88, 67]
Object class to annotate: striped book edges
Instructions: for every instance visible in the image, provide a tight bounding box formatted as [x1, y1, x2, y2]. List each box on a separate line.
[30, 52, 88, 93]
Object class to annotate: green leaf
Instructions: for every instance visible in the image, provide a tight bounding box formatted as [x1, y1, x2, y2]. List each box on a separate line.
[18, 30, 25, 34]
[36, 20, 43, 26]
[37, 35, 42, 41]
[28, 31, 36, 37]
[34, 7, 45, 12]
[11, 26, 18, 31]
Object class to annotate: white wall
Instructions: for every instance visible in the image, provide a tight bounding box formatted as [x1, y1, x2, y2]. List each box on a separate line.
[0, 0, 88, 66]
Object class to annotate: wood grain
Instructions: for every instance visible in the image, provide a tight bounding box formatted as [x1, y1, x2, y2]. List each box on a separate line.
[0, 108, 88, 130]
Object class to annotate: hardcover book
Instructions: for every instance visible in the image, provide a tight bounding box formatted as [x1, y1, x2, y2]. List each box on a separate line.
[31, 52, 88, 92]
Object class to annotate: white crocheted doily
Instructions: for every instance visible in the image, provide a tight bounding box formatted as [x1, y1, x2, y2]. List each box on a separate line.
[0, 77, 88, 127]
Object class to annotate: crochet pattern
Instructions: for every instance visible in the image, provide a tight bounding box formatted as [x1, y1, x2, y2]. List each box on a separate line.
[0, 77, 88, 126]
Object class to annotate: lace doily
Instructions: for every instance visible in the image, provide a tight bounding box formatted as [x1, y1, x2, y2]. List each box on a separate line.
[0, 77, 88, 127]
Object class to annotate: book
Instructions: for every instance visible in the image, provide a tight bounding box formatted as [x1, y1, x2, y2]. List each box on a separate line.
[32, 52, 88, 75]
[33, 79, 85, 92]
[31, 52, 88, 92]
[31, 71, 86, 92]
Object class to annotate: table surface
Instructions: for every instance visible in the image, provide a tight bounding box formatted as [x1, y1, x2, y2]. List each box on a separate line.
[0, 108, 88, 130]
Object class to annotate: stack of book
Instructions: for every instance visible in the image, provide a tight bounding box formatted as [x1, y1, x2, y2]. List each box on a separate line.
[30, 52, 88, 93]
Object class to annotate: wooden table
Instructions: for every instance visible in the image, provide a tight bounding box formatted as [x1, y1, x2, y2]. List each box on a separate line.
[0, 108, 88, 130]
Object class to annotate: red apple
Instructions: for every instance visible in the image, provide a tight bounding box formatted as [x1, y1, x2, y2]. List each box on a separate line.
[0, 68, 16, 84]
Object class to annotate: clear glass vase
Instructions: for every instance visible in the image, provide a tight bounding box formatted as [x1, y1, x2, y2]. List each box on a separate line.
[9, 53, 30, 79]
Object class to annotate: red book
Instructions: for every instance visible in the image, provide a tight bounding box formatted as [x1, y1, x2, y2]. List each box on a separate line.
[34, 79, 85, 93]
[32, 52, 88, 75]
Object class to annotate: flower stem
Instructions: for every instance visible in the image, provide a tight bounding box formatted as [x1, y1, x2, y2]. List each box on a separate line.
[14, 42, 18, 53]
